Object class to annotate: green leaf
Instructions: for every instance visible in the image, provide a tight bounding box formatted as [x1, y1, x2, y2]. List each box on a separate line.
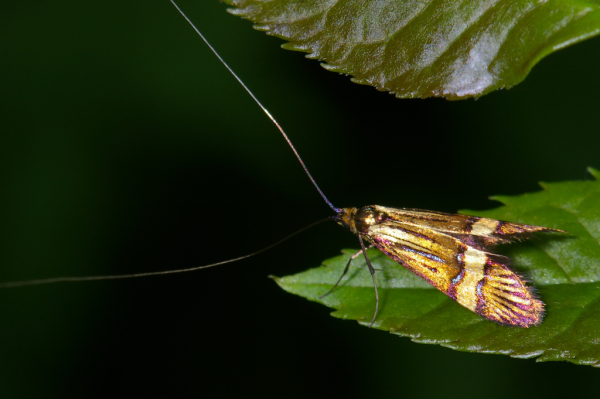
[223, 0, 600, 99]
[274, 168, 600, 366]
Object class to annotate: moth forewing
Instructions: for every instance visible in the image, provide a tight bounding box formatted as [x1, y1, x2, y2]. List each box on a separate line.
[371, 206, 562, 245]
[336, 205, 555, 327]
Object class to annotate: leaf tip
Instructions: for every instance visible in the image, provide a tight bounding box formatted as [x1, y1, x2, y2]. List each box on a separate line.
[587, 167, 600, 180]
[487, 195, 509, 205]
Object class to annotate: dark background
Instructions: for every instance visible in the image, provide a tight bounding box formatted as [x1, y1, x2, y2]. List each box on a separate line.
[1, 1, 599, 397]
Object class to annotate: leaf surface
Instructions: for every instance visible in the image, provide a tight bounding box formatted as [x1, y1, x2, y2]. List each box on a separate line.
[275, 168, 600, 366]
[224, 0, 600, 99]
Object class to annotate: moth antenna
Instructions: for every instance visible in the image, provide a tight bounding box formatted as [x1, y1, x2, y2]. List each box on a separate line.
[0, 218, 333, 288]
[169, 0, 341, 213]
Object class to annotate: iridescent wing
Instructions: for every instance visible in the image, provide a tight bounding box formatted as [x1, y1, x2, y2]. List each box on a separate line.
[365, 219, 544, 327]
[374, 205, 563, 247]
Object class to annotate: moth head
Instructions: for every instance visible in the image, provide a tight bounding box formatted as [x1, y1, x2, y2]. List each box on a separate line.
[336, 206, 384, 235]
[336, 207, 359, 234]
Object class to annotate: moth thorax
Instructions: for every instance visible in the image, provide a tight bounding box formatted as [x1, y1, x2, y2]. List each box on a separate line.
[353, 206, 385, 234]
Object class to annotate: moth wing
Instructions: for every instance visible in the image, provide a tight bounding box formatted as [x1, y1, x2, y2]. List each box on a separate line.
[476, 254, 544, 327]
[366, 221, 544, 327]
[365, 221, 462, 293]
[373, 205, 563, 247]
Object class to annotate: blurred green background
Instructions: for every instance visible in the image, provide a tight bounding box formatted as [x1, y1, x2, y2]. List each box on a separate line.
[1, 1, 599, 397]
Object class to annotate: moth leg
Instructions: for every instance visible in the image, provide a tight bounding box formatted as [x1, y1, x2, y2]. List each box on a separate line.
[319, 249, 362, 299]
[359, 235, 379, 328]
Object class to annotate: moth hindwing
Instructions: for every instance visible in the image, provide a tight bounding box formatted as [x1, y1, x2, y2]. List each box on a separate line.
[336, 205, 563, 327]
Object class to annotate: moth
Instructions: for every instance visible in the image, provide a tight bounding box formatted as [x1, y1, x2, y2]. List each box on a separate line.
[1, 1, 564, 330]
[335, 206, 560, 327]
[166, 0, 563, 328]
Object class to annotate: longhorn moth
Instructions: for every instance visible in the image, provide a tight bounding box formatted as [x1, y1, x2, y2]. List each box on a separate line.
[0, 1, 564, 329]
